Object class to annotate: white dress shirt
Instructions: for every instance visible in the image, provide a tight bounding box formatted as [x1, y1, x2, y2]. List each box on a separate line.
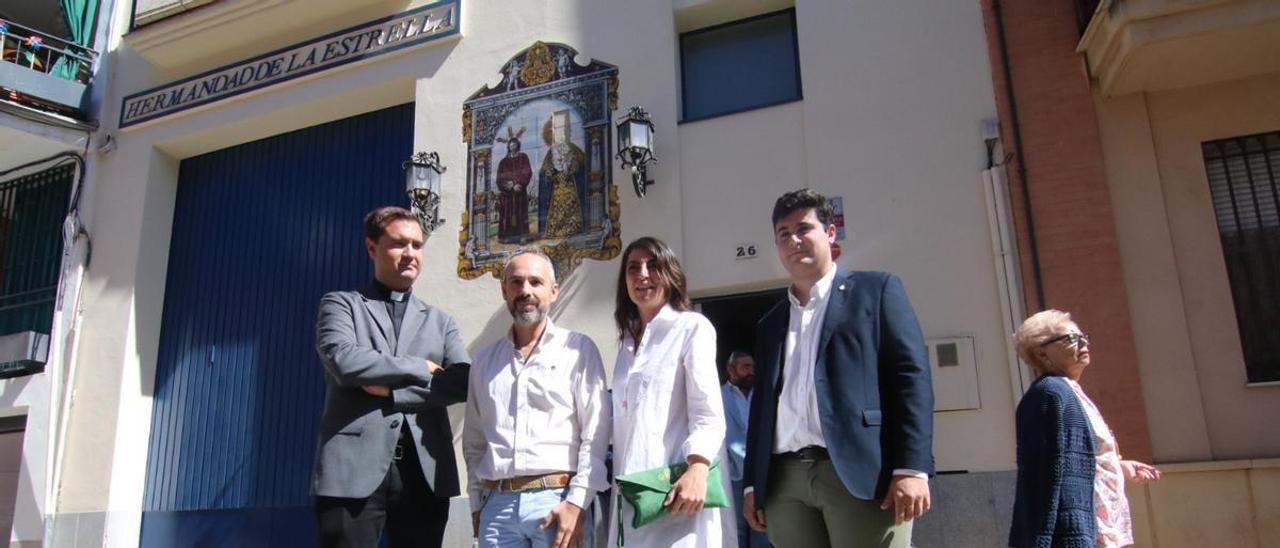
[610, 305, 735, 548]
[463, 320, 611, 511]
[774, 265, 837, 453]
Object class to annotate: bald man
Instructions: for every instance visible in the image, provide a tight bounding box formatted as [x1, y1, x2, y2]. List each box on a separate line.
[463, 249, 611, 548]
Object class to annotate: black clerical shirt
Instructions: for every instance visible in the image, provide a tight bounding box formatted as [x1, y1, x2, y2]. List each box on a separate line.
[371, 280, 410, 337]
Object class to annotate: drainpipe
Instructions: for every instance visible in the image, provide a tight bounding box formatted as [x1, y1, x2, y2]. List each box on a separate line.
[990, 0, 1046, 311]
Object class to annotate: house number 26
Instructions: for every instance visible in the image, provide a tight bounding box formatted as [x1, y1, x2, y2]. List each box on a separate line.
[735, 243, 759, 260]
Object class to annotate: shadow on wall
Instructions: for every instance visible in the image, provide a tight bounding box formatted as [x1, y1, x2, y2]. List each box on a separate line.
[450, 294, 511, 479]
[0, 377, 30, 409]
[912, 471, 1016, 548]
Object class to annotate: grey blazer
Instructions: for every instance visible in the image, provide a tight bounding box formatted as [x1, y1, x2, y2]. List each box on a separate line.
[312, 283, 470, 499]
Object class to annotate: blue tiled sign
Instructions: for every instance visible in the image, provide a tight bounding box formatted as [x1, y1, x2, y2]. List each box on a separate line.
[119, 0, 459, 128]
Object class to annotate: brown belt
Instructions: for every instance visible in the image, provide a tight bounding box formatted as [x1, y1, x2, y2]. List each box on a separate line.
[480, 472, 573, 492]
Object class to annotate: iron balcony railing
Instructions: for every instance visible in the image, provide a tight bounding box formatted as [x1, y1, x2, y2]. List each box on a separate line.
[0, 163, 73, 339]
[0, 18, 99, 111]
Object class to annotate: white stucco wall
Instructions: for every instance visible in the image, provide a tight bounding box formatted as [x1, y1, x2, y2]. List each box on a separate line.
[0, 166, 93, 548]
[678, 0, 1014, 472]
[0, 123, 95, 548]
[57, 0, 1018, 545]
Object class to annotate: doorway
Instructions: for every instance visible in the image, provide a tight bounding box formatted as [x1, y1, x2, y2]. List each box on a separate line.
[695, 288, 787, 378]
[141, 104, 413, 546]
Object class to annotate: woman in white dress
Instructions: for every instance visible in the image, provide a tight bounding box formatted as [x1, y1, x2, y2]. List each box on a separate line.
[609, 237, 736, 548]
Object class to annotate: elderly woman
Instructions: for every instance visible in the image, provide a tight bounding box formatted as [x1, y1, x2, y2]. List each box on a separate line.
[1009, 310, 1161, 548]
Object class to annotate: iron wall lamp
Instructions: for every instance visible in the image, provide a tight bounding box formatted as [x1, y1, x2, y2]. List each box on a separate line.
[616, 106, 657, 198]
[404, 151, 447, 235]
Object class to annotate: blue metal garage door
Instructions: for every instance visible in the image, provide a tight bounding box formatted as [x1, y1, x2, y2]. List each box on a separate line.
[141, 104, 413, 546]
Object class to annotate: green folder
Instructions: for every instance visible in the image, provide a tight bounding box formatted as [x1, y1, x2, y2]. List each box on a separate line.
[614, 459, 729, 545]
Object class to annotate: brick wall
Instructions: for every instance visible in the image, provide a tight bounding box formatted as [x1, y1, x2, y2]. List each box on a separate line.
[979, 0, 1153, 461]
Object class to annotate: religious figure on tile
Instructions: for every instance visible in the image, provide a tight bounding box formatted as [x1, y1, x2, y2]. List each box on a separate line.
[538, 109, 588, 239]
[495, 127, 533, 241]
[458, 41, 620, 281]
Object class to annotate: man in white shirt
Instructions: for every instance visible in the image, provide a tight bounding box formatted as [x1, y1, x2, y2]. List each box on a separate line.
[742, 189, 934, 548]
[722, 350, 771, 548]
[463, 249, 610, 548]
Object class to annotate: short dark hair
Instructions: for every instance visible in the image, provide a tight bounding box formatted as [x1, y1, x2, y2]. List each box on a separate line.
[771, 189, 835, 228]
[364, 206, 420, 241]
[614, 237, 692, 342]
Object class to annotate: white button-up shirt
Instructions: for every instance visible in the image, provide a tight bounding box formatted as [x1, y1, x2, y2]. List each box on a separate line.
[463, 320, 611, 511]
[612, 305, 726, 473]
[774, 265, 836, 453]
[611, 305, 734, 548]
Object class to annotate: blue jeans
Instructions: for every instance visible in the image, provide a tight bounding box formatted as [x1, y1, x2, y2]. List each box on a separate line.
[733, 480, 773, 548]
[478, 487, 595, 548]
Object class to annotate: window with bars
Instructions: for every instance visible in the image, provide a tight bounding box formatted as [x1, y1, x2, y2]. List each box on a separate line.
[0, 164, 73, 339]
[1202, 131, 1280, 383]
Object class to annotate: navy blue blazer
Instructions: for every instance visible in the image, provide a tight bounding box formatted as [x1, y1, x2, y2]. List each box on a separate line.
[744, 269, 934, 503]
[1009, 374, 1097, 548]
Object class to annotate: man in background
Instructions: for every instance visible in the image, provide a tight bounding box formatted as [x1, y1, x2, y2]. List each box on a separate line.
[722, 350, 772, 548]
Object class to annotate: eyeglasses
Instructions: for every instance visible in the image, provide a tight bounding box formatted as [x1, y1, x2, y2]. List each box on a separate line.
[1039, 332, 1089, 349]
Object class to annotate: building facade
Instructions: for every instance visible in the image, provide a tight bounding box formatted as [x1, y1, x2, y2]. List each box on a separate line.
[0, 0, 1272, 546]
[0, 0, 113, 546]
[985, 0, 1280, 546]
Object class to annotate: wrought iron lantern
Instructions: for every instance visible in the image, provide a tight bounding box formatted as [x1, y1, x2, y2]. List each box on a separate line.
[616, 106, 657, 198]
[404, 151, 447, 234]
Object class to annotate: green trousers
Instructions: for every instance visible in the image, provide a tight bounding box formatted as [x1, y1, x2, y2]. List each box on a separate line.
[763, 459, 912, 548]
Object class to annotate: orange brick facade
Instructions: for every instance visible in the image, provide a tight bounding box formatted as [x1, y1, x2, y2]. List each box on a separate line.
[980, 0, 1153, 461]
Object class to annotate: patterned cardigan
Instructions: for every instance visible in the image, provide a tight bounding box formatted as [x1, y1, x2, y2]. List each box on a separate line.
[1009, 374, 1098, 548]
